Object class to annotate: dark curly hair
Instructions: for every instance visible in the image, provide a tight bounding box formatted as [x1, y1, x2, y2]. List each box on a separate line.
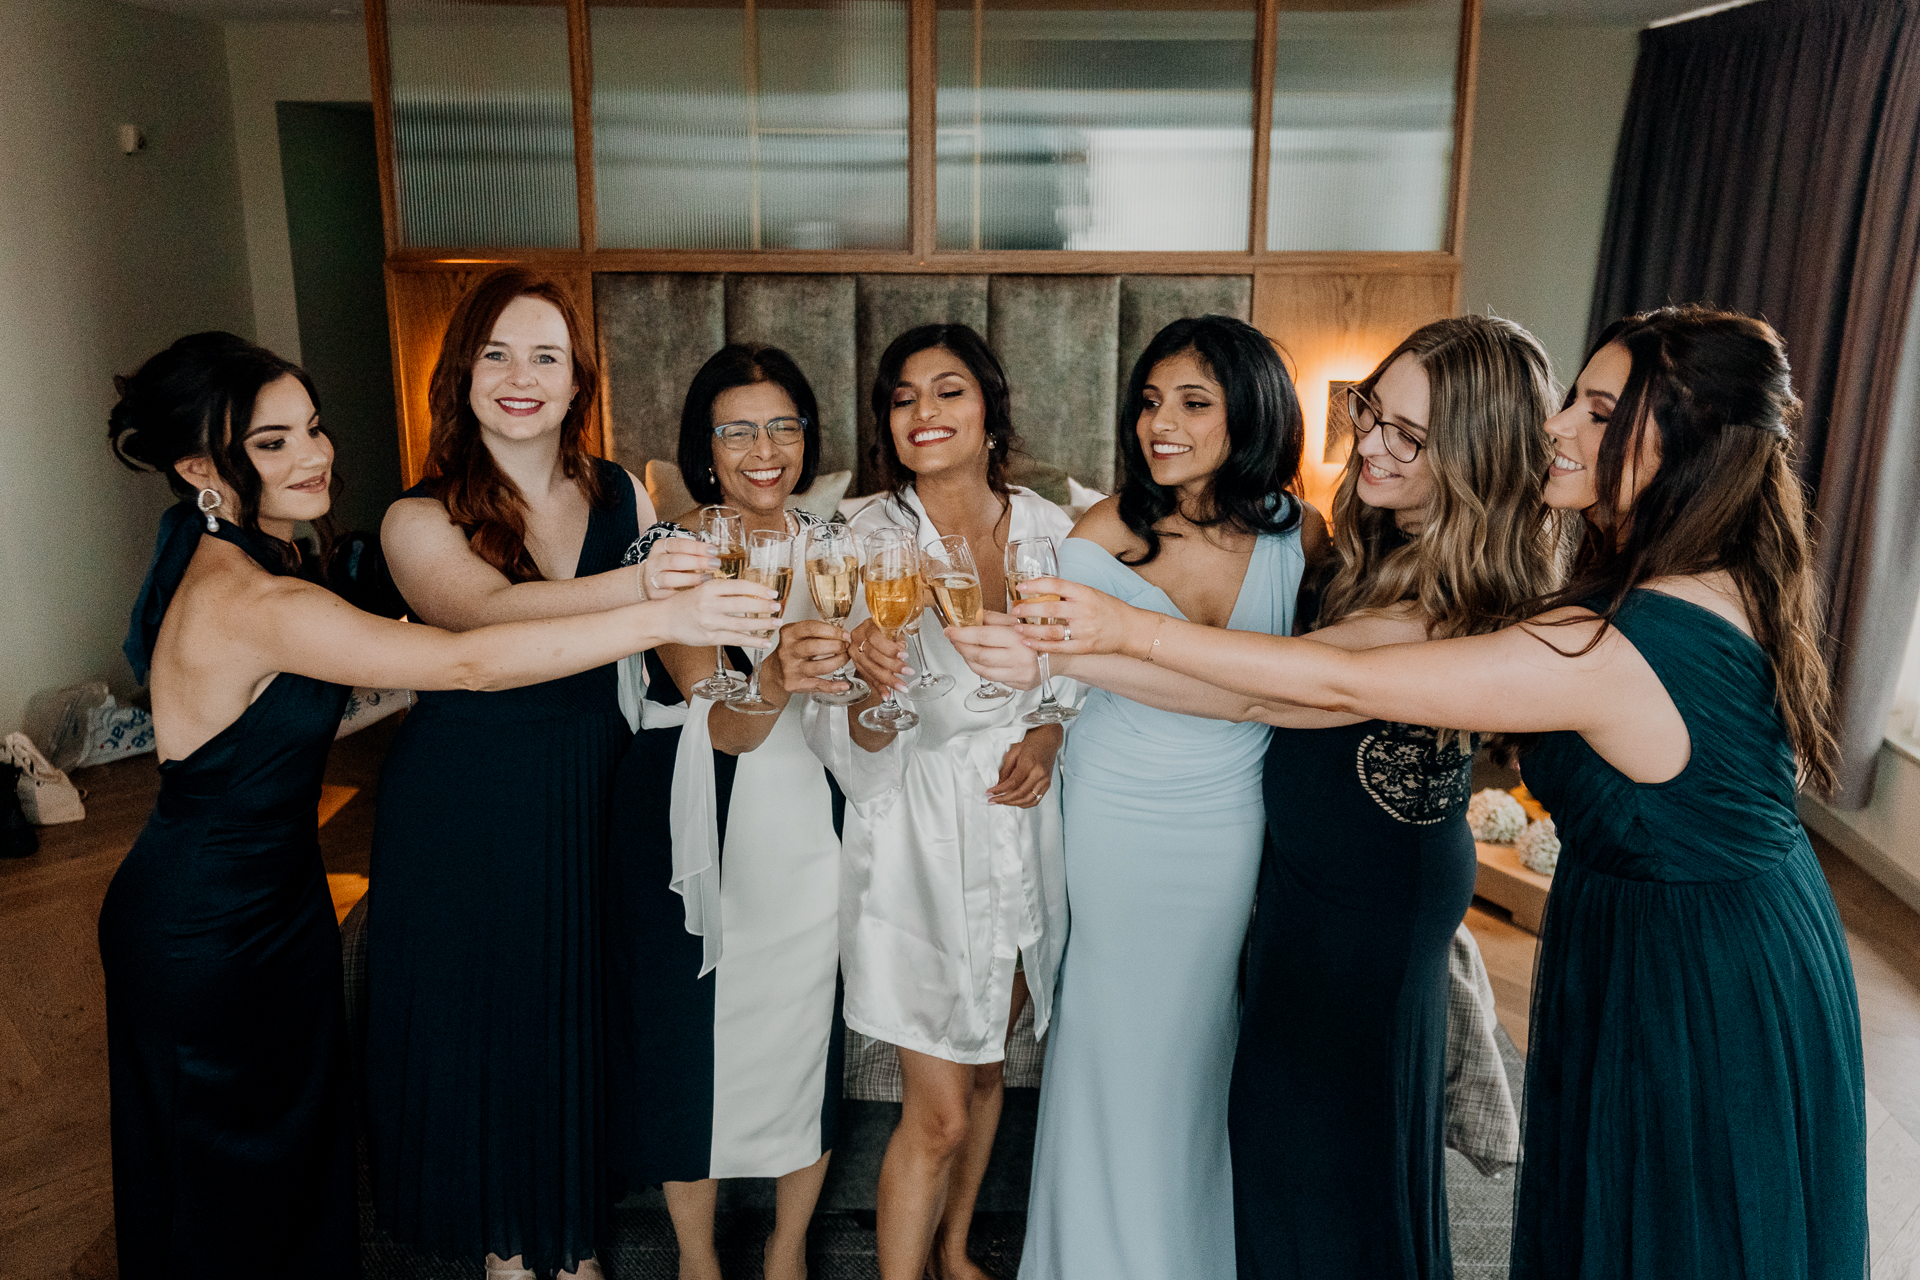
[108, 331, 329, 565]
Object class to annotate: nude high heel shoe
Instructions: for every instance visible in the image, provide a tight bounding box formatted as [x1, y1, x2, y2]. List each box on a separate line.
[484, 1255, 536, 1280]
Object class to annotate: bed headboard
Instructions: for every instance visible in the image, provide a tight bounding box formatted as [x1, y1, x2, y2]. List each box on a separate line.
[593, 271, 1253, 497]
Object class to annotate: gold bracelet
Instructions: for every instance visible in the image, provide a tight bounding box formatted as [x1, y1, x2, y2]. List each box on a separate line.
[1143, 617, 1166, 663]
[636, 563, 650, 601]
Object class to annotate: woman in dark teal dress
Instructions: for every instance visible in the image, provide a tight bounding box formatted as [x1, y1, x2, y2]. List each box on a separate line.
[1011, 304, 1868, 1280]
[100, 333, 769, 1279]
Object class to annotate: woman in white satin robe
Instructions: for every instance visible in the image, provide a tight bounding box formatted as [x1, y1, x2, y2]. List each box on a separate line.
[814, 323, 1075, 1280]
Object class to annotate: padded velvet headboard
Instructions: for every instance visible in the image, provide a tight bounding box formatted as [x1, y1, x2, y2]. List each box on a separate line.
[593, 272, 1254, 497]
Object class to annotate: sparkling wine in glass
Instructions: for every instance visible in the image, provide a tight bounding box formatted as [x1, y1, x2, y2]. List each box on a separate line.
[691, 505, 749, 701]
[857, 528, 921, 733]
[1006, 536, 1078, 726]
[804, 524, 870, 707]
[729, 527, 793, 715]
[927, 533, 1014, 712]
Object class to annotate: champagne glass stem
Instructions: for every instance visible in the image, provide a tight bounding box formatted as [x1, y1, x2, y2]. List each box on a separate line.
[713, 645, 729, 690]
[1035, 652, 1058, 711]
[744, 647, 765, 706]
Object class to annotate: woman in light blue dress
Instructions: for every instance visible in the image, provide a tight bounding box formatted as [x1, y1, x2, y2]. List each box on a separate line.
[1015, 316, 1314, 1280]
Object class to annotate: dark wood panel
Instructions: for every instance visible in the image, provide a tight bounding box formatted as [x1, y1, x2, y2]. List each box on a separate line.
[363, 0, 401, 254]
[386, 247, 1463, 275]
[1448, 0, 1483, 262]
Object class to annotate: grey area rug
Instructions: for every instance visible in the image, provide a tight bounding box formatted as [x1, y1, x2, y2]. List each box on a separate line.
[360, 1028, 1525, 1280]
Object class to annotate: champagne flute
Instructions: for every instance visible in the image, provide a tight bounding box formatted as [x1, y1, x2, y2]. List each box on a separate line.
[1006, 536, 1079, 726]
[728, 528, 793, 715]
[926, 533, 1013, 712]
[804, 524, 870, 707]
[691, 505, 749, 701]
[899, 604, 955, 703]
[857, 528, 921, 734]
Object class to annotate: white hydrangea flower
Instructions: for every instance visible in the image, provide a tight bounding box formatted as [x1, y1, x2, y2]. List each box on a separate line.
[1518, 818, 1561, 876]
[1467, 788, 1528, 843]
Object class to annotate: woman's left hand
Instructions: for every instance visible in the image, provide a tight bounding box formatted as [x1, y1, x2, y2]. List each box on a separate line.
[946, 611, 1046, 691]
[642, 535, 719, 595]
[987, 724, 1063, 808]
[1011, 578, 1149, 657]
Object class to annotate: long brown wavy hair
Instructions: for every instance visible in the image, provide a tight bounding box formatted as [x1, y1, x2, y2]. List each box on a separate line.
[1318, 315, 1571, 646]
[421, 268, 605, 582]
[1534, 305, 1837, 793]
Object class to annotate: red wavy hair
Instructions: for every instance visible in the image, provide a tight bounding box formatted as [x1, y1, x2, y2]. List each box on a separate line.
[421, 268, 605, 582]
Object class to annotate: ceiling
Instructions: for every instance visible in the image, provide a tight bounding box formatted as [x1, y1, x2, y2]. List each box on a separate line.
[127, 0, 1738, 33]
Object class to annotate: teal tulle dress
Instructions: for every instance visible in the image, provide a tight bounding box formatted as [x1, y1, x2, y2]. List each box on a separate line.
[1513, 590, 1867, 1279]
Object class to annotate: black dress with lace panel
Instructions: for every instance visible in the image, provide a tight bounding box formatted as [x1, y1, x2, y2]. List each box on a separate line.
[1229, 718, 1477, 1280]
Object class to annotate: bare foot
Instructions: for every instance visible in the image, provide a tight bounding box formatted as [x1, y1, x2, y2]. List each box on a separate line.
[764, 1231, 809, 1280]
[484, 1255, 535, 1280]
[929, 1246, 996, 1280]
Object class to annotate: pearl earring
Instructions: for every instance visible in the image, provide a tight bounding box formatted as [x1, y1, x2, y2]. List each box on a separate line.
[197, 488, 222, 532]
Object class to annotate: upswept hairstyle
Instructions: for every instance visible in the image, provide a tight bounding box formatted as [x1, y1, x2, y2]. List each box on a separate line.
[421, 267, 605, 583]
[1318, 315, 1569, 642]
[678, 343, 823, 508]
[1114, 315, 1305, 566]
[868, 323, 1017, 504]
[109, 331, 330, 566]
[1535, 304, 1837, 792]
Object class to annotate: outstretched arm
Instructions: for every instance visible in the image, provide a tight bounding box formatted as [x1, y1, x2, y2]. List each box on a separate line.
[1009, 576, 1690, 782]
[381, 477, 709, 630]
[947, 607, 1423, 729]
[251, 572, 776, 695]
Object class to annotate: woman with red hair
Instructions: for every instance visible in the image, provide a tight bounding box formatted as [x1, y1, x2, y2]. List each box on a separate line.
[365, 269, 704, 1279]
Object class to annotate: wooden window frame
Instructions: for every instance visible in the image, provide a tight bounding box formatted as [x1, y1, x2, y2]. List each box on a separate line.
[363, 0, 1483, 278]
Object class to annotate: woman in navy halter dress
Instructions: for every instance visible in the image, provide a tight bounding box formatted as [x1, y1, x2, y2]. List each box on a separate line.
[103, 506, 361, 1278]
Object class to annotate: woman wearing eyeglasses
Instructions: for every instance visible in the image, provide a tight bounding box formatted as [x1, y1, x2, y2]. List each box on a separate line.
[952, 315, 1566, 1279]
[602, 343, 858, 1280]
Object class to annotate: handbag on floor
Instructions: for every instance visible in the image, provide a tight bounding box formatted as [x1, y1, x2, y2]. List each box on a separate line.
[5, 732, 86, 825]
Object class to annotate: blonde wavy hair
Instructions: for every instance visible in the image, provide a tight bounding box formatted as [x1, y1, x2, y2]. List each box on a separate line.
[1317, 314, 1572, 642]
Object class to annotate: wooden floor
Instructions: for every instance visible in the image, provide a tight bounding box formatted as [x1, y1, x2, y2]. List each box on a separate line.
[4, 731, 1919, 1278]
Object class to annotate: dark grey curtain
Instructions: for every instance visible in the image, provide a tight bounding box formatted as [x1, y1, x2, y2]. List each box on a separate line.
[1589, 0, 1920, 807]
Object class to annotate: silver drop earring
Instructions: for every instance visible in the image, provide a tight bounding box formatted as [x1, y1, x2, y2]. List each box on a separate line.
[197, 487, 222, 532]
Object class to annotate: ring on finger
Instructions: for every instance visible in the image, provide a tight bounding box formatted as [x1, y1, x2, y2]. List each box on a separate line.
[1063, 624, 1072, 642]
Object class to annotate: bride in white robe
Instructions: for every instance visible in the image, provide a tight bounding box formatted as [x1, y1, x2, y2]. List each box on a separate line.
[807, 324, 1075, 1280]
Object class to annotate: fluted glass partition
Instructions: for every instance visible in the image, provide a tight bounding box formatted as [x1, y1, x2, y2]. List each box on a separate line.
[935, 0, 1257, 252]
[1266, 0, 1460, 251]
[591, 0, 910, 250]
[386, 0, 580, 248]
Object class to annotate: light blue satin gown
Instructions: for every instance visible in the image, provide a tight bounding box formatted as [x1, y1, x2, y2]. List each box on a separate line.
[1020, 522, 1305, 1280]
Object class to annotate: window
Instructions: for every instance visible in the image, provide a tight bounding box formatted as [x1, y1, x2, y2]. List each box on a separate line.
[935, 0, 1258, 252]
[387, 0, 580, 248]
[590, 0, 910, 250]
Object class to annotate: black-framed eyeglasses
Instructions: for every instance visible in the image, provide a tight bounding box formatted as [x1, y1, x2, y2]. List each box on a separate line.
[712, 417, 809, 450]
[1346, 388, 1426, 465]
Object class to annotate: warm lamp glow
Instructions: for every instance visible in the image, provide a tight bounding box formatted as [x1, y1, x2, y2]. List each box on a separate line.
[1295, 360, 1381, 516]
